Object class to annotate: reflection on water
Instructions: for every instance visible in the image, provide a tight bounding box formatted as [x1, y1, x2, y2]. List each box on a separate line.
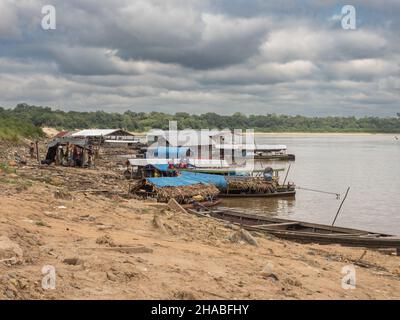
[221, 134, 400, 235]
[222, 197, 296, 217]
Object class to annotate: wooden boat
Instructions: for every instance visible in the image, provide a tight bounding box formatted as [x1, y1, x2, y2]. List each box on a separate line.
[254, 154, 295, 161]
[181, 198, 222, 209]
[187, 207, 400, 252]
[219, 190, 295, 198]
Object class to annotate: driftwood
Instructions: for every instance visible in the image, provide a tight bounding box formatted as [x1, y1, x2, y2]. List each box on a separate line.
[229, 228, 259, 246]
[168, 198, 187, 214]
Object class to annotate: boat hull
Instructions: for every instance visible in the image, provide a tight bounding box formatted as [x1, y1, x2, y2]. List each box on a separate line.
[255, 154, 295, 161]
[181, 198, 222, 209]
[187, 208, 400, 251]
[219, 190, 295, 198]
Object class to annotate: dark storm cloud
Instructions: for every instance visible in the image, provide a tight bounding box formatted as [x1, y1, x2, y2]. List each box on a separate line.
[0, 0, 398, 116]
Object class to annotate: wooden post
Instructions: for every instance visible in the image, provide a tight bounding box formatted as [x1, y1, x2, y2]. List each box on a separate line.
[35, 141, 40, 164]
[332, 187, 350, 226]
[55, 147, 60, 165]
[282, 164, 291, 186]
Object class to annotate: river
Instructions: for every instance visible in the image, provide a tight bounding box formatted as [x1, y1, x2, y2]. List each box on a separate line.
[223, 134, 400, 235]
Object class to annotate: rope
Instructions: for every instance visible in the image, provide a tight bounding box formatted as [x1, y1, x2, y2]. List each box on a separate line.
[296, 186, 340, 199]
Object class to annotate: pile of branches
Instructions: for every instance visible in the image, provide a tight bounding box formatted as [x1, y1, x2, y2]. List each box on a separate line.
[227, 177, 278, 193]
[154, 183, 219, 203]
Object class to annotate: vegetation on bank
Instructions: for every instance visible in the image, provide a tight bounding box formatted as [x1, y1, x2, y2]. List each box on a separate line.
[0, 108, 45, 141]
[1, 103, 400, 134]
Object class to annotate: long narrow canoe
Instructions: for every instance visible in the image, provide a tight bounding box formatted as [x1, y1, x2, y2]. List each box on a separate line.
[181, 198, 223, 209]
[255, 154, 296, 161]
[219, 190, 295, 198]
[187, 207, 400, 252]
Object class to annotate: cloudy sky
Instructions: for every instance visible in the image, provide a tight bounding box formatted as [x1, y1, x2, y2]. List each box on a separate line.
[0, 0, 399, 116]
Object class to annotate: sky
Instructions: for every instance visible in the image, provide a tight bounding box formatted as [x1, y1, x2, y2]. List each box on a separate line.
[0, 0, 399, 116]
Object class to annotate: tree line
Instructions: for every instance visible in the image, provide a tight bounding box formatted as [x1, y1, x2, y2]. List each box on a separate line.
[1, 103, 399, 140]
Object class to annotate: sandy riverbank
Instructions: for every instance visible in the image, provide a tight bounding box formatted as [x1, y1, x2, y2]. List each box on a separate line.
[0, 142, 399, 299]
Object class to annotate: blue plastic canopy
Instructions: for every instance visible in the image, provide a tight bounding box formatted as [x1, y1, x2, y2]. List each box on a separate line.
[153, 146, 191, 158]
[152, 164, 169, 172]
[146, 171, 227, 189]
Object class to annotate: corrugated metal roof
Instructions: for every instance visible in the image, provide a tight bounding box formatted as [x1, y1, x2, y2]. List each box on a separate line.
[128, 158, 180, 166]
[71, 129, 121, 137]
[53, 131, 71, 138]
[128, 158, 230, 168]
[104, 140, 140, 144]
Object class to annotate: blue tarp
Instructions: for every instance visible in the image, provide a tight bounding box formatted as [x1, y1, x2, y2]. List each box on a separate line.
[153, 147, 191, 158]
[147, 171, 227, 189]
[152, 164, 169, 172]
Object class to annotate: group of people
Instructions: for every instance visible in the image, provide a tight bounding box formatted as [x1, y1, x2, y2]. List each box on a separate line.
[167, 159, 189, 169]
[56, 143, 95, 167]
[166, 159, 189, 176]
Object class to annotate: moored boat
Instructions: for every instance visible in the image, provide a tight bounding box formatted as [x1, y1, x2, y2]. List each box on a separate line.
[219, 189, 296, 198]
[254, 153, 295, 161]
[187, 207, 400, 253]
[181, 198, 223, 209]
[252, 145, 295, 161]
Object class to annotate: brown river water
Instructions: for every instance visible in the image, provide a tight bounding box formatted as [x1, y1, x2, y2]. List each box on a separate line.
[222, 134, 400, 235]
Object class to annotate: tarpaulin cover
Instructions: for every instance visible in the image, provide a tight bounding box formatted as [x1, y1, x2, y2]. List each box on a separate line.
[153, 147, 190, 158]
[152, 164, 169, 172]
[146, 171, 227, 189]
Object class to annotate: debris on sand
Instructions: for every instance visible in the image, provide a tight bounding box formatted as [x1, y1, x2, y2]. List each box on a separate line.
[63, 257, 83, 265]
[106, 271, 118, 282]
[0, 236, 23, 265]
[96, 224, 114, 231]
[152, 215, 167, 233]
[54, 189, 73, 200]
[228, 228, 258, 246]
[260, 263, 279, 282]
[173, 290, 196, 300]
[96, 235, 115, 247]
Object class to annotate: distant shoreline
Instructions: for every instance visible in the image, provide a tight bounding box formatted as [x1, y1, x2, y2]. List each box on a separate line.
[250, 132, 397, 136]
[41, 127, 399, 138]
[130, 131, 397, 136]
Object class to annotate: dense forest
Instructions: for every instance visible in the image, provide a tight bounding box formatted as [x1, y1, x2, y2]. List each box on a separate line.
[1, 104, 400, 140]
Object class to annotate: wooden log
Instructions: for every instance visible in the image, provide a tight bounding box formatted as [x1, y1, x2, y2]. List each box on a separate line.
[168, 198, 187, 214]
